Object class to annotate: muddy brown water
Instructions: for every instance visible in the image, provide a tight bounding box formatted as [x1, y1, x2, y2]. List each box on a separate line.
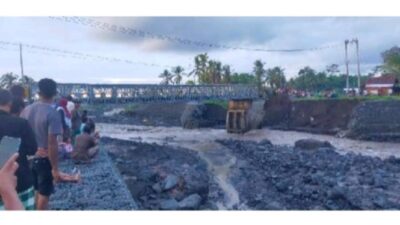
[98, 123, 400, 209]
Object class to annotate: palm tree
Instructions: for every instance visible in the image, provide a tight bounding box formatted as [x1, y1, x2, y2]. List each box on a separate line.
[207, 60, 222, 84]
[326, 64, 340, 76]
[159, 69, 173, 85]
[172, 66, 185, 85]
[190, 53, 209, 84]
[0, 73, 19, 89]
[253, 60, 266, 94]
[19, 75, 35, 87]
[222, 65, 231, 84]
[266, 67, 286, 89]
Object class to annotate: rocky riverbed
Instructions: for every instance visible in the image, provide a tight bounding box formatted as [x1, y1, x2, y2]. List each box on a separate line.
[103, 137, 224, 210]
[50, 123, 400, 210]
[96, 124, 400, 210]
[219, 139, 400, 210]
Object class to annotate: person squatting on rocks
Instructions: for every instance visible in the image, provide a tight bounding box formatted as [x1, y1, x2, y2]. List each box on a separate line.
[20, 78, 80, 210]
[0, 154, 24, 210]
[71, 119, 99, 164]
[0, 89, 37, 210]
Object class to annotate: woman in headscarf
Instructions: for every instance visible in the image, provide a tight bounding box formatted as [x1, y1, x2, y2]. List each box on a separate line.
[57, 98, 72, 142]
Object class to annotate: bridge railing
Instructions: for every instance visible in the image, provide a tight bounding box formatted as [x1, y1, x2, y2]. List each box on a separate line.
[30, 83, 259, 103]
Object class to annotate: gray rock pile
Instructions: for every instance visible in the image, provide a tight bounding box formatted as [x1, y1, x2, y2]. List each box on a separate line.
[180, 102, 209, 129]
[103, 137, 222, 210]
[218, 139, 400, 210]
[180, 101, 227, 129]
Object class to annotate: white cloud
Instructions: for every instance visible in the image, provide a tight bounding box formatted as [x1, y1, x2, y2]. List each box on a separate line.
[0, 17, 399, 83]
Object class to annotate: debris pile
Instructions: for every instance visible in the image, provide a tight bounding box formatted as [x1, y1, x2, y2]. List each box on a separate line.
[104, 137, 223, 210]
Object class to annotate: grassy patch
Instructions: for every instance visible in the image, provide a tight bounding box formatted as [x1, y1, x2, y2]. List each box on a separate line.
[203, 99, 229, 109]
[293, 95, 400, 102]
[123, 104, 138, 114]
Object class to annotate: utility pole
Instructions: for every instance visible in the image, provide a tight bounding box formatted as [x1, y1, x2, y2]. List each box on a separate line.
[19, 43, 24, 76]
[344, 39, 350, 92]
[354, 38, 362, 95]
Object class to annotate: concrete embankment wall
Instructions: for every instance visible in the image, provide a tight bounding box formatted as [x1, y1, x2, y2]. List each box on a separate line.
[346, 101, 400, 141]
[263, 95, 361, 135]
[264, 95, 400, 141]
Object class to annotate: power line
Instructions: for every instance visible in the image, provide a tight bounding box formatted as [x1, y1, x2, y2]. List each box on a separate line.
[0, 40, 191, 70]
[49, 16, 342, 53]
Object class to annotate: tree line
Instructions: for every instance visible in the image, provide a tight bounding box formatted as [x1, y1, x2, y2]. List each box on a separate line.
[0, 73, 35, 89]
[376, 46, 400, 77]
[158, 53, 364, 94]
[159, 53, 287, 91]
[160, 45, 400, 93]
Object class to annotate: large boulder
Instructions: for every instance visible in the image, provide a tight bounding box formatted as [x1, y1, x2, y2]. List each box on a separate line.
[294, 139, 333, 150]
[161, 174, 180, 191]
[181, 102, 227, 129]
[180, 102, 208, 129]
[346, 101, 400, 141]
[178, 194, 202, 209]
[159, 199, 179, 210]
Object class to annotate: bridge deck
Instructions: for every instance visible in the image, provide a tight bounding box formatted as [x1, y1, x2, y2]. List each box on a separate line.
[30, 83, 259, 103]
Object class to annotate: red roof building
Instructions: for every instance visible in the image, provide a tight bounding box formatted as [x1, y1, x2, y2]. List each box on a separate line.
[365, 74, 399, 95]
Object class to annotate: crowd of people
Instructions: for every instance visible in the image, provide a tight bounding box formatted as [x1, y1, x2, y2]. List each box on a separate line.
[0, 78, 99, 210]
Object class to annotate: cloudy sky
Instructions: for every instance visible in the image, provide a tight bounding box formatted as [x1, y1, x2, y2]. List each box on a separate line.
[0, 17, 399, 84]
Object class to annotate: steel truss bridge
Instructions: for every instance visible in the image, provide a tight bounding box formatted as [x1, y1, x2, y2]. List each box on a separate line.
[30, 83, 259, 103]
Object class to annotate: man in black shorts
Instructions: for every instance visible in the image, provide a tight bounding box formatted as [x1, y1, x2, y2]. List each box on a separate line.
[21, 79, 62, 210]
[0, 89, 37, 210]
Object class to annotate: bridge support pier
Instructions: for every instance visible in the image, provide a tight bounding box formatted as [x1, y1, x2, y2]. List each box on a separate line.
[226, 99, 253, 133]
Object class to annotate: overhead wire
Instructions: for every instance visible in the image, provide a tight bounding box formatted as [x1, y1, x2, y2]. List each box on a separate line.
[49, 16, 342, 53]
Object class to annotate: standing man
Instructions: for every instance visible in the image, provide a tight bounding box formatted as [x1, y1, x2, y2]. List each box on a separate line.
[21, 78, 62, 210]
[0, 89, 37, 210]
